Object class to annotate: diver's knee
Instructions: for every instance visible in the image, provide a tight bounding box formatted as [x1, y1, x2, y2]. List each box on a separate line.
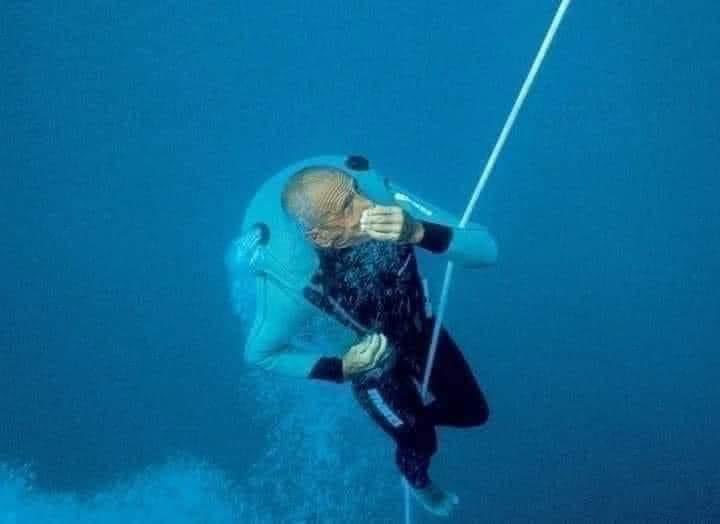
[476, 402, 490, 425]
[468, 401, 490, 427]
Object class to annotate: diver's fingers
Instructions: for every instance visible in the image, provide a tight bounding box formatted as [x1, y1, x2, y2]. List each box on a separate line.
[363, 334, 382, 366]
[369, 333, 382, 352]
[366, 230, 399, 242]
[361, 333, 378, 353]
[365, 205, 399, 216]
[365, 223, 402, 234]
[360, 209, 371, 224]
[361, 334, 374, 350]
[364, 216, 402, 230]
[371, 334, 388, 366]
[364, 213, 401, 225]
[354, 334, 373, 353]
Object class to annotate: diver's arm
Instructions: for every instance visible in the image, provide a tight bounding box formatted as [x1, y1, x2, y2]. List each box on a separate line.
[246, 326, 339, 380]
[245, 277, 388, 382]
[244, 276, 345, 382]
[245, 278, 392, 382]
[386, 179, 498, 268]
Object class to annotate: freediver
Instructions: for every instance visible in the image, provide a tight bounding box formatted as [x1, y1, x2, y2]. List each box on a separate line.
[233, 155, 497, 517]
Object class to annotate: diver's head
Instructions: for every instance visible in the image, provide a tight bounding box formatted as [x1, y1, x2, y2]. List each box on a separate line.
[281, 167, 374, 249]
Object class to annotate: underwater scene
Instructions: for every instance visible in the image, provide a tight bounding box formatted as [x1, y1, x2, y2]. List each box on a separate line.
[3, 2, 719, 522]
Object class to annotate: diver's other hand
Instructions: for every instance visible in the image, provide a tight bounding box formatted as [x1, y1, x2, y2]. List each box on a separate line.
[341, 333, 390, 379]
[360, 206, 424, 244]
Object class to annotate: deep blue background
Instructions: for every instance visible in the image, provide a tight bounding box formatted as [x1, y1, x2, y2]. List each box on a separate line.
[2, 1, 719, 521]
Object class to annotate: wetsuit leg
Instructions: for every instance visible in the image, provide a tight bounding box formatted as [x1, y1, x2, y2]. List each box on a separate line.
[352, 370, 436, 489]
[420, 325, 490, 428]
[351, 324, 488, 487]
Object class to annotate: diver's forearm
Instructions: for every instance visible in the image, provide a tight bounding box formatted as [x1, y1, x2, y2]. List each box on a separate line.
[308, 333, 390, 383]
[308, 356, 344, 383]
[251, 352, 344, 382]
[414, 220, 497, 267]
[414, 221, 453, 253]
[447, 226, 497, 266]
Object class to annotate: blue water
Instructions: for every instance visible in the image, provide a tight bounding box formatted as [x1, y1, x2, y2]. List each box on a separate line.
[2, 1, 719, 522]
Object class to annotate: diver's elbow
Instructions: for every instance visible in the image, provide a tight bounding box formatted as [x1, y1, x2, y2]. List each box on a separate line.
[422, 224, 498, 267]
[451, 229, 498, 267]
[467, 247, 498, 268]
[243, 349, 259, 367]
[482, 235, 499, 265]
[243, 342, 272, 372]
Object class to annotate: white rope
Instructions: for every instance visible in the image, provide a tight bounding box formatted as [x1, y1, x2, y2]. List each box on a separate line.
[420, 0, 573, 401]
[405, 3, 572, 520]
[403, 478, 412, 524]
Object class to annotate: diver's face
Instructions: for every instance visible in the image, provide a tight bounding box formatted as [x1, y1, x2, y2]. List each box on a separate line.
[307, 174, 374, 249]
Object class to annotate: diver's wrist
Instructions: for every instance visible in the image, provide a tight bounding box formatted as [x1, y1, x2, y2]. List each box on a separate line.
[341, 355, 350, 380]
[410, 221, 425, 244]
[309, 356, 345, 383]
[417, 221, 453, 253]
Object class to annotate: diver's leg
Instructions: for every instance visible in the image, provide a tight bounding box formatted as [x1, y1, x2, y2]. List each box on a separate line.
[352, 374, 458, 517]
[420, 325, 490, 428]
[352, 372, 432, 479]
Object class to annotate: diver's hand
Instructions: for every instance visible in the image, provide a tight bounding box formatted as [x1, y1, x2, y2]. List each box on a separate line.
[360, 206, 424, 244]
[341, 333, 390, 379]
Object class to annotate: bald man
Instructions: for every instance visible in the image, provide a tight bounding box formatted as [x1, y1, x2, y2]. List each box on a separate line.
[244, 160, 497, 517]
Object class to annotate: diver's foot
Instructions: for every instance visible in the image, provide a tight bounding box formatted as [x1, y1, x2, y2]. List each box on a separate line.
[410, 481, 459, 518]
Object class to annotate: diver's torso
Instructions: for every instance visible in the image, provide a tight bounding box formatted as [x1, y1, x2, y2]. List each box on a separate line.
[313, 241, 428, 349]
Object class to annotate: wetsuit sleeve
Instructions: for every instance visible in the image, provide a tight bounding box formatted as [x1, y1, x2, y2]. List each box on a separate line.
[417, 221, 454, 253]
[245, 275, 344, 381]
[307, 357, 344, 382]
[386, 179, 498, 268]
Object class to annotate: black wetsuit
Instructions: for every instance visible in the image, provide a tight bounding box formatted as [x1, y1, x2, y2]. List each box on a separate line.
[308, 237, 489, 488]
